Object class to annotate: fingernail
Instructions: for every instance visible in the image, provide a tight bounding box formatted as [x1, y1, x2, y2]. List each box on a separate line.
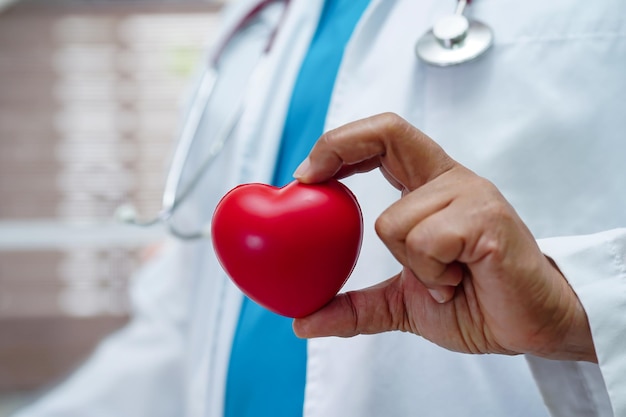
[428, 289, 446, 303]
[293, 157, 310, 179]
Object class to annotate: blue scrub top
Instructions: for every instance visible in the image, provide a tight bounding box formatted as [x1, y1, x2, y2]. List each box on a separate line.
[224, 0, 370, 416]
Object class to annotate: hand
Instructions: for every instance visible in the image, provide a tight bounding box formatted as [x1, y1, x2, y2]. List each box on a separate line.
[292, 113, 597, 362]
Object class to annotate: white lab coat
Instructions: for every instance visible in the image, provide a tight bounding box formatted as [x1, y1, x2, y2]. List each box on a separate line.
[15, 0, 626, 416]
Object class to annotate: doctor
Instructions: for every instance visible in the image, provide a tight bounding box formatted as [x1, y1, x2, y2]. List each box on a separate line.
[15, 0, 625, 416]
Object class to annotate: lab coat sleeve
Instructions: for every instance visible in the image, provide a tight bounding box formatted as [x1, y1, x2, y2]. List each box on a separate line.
[526, 228, 626, 417]
[12, 240, 190, 417]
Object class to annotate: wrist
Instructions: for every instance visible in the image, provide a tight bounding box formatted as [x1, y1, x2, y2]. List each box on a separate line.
[532, 256, 598, 363]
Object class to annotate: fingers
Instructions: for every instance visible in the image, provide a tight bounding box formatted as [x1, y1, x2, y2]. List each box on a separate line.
[375, 174, 462, 251]
[294, 113, 456, 190]
[374, 171, 493, 303]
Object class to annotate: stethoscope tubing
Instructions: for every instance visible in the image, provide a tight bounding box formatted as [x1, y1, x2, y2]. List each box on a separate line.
[119, 0, 492, 239]
[117, 0, 291, 239]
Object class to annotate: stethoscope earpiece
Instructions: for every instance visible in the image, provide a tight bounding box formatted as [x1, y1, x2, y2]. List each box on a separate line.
[415, 0, 493, 66]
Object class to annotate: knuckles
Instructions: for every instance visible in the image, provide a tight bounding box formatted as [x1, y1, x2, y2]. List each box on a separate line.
[375, 112, 408, 135]
[404, 225, 437, 260]
[374, 171, 522, 265]
[374, 208, 404, 245]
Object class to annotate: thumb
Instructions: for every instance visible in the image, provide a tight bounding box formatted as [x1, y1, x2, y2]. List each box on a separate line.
[293, 274, 411, 338]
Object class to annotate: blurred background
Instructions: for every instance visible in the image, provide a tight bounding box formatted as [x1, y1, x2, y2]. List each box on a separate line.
[0, 0, 224, 414]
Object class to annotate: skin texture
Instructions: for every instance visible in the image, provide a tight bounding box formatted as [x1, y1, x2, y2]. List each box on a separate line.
[292, 113, 597, 363]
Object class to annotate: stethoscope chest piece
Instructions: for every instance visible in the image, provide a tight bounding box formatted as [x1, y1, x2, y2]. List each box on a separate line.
[415, 10, 493, 67]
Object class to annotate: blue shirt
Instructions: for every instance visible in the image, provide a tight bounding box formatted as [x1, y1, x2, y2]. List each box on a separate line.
[224, 1, 370, 416]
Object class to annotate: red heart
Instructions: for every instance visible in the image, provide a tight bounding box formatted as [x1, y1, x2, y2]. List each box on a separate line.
[211, 179, 363, 318]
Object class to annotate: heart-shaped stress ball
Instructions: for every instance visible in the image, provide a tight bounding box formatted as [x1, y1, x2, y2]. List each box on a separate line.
[211, 179, 363, 318]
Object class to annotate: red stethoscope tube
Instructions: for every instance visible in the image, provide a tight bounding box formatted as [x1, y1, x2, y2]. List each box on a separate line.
[211, 0, 291, 66]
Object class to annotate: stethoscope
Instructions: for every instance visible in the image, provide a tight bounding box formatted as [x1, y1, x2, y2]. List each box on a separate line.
[116, 0, 289, 240]
[117, 0, 493, 239]
[416, 0, 493, 66]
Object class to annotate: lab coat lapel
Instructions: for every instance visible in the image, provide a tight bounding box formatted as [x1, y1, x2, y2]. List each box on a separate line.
[190, 1, 325, 417]
[232, 0, 326, 185]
